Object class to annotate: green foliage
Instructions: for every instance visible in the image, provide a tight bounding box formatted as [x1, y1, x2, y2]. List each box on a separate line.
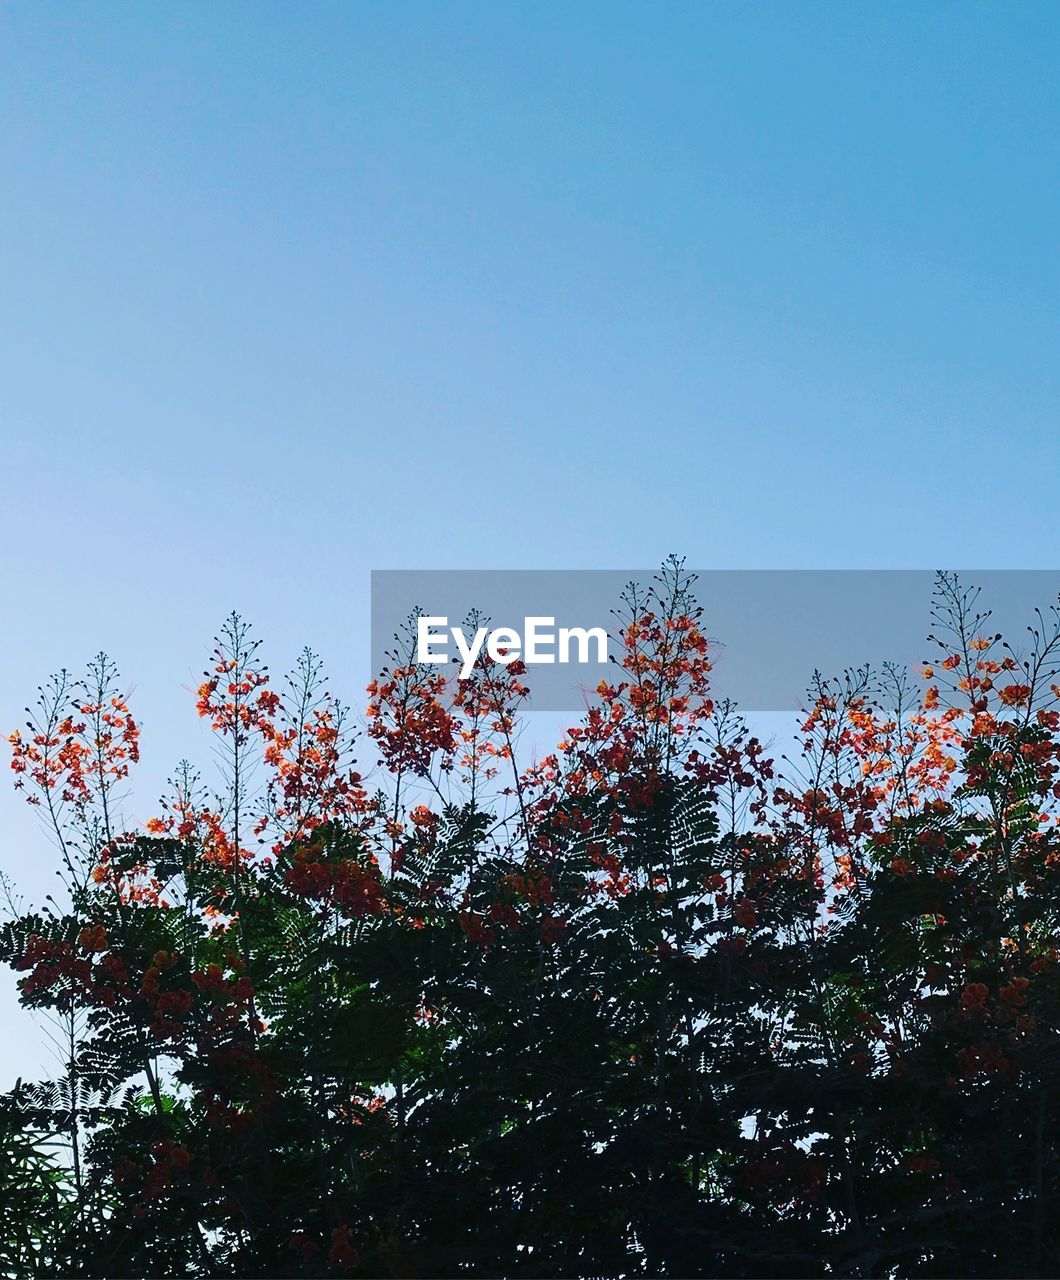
[5, 569, 1060, 1277]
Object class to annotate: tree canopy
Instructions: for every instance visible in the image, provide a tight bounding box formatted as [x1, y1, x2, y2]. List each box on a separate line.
[4, 562, 1060, 1278]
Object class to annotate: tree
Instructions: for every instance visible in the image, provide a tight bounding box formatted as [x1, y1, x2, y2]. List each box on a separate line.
[3, 562, 1060, 1278]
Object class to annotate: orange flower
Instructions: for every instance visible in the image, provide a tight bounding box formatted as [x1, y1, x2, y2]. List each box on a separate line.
[959, 982, 989, 1015]
[78, 924, 108, 952]
[733, 899, 757, 929]
[999, 976, 1029, 1006]
[329, 1225, 358, 1269]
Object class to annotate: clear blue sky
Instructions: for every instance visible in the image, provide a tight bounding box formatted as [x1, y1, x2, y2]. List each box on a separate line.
[0, 2, 1057, 1079]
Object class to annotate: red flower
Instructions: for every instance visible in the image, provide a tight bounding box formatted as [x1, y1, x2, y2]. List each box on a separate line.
[329, 1224, 358, 1269]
